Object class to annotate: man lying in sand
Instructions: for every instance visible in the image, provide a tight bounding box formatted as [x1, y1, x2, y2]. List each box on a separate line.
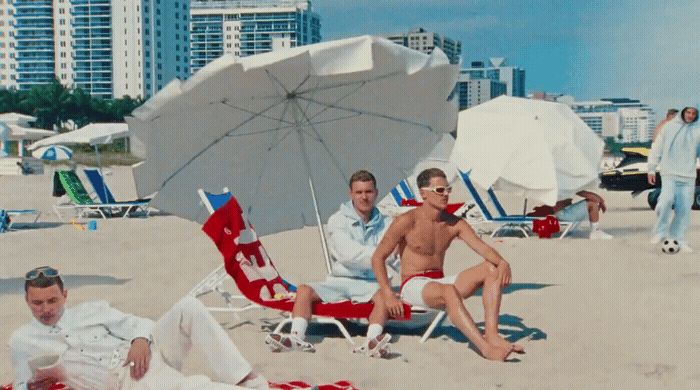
[9, 266, 268, 390]
[266, 170, 394, 357]
[371, 168, 524, 361]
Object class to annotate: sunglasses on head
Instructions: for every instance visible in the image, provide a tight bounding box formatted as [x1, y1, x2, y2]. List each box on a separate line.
[421, 186, 452, 195]
[25, 266, 60, 281]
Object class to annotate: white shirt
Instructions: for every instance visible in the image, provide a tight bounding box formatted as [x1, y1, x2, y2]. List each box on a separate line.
[9, 301, 154, 390]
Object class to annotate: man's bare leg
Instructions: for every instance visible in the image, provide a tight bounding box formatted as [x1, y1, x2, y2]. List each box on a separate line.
[292, 284, 321, 321]
[422, 282, 513, 361]
[586, 200, 600, 223]
[453, 262, 524, 353]
[368, 290, 389, 325]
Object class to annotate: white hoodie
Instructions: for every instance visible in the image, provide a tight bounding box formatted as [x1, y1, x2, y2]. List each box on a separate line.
[648, 110, 700, 181]
[326, 201, 392, 279]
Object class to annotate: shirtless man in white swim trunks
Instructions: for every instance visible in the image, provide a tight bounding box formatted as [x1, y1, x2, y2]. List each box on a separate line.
[371, 168, 524, 361]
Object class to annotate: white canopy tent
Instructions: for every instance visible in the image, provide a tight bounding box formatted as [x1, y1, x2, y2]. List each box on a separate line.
[29, 123, 129, 150]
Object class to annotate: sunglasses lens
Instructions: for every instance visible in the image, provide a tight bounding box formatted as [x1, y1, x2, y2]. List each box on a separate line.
[433, 186, 451, 194]
[25, 267, 59, 280]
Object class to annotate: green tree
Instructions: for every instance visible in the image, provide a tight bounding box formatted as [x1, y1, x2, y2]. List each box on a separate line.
[22, 80, 72, 129]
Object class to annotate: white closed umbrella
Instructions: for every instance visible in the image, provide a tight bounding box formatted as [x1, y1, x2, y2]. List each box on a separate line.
[128, 35, 458, 271]
[32, 145, 74, 161]
[450, 96, 604, 205]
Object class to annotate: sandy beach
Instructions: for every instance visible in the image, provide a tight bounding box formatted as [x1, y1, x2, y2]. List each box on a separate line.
[1, 165, 698, 389]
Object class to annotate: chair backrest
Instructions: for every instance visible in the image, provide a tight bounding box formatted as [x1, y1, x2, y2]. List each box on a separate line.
[57, 170, 94, 205]
[458, 170, 495, 221]
[486, 188, 509, 218]
[390, 179, 416, 206]
[198, 187, 232, 214]
[84, 169, 116, 204]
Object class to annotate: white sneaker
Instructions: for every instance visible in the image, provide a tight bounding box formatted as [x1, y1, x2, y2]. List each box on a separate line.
[680, 244, 693, 253]
[265, 333, 315, 353]
[352, 333, 392, 358]
[590, 229, 613, 240]
[649, 235, 663, 245]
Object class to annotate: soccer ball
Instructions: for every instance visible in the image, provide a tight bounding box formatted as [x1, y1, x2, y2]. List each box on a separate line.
[661, 239, 680, 254]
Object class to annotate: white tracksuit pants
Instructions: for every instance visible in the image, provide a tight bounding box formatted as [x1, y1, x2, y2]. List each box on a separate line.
[109, 297, 259, 390]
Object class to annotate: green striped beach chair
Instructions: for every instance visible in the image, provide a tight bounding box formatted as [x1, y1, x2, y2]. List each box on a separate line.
[53, 170, 147, 220]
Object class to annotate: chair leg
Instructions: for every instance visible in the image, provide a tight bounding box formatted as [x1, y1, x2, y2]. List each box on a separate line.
[419, 310, 446, 343]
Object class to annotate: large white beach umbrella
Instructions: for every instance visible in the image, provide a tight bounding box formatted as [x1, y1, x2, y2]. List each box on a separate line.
[450, 96, 604, 205]
[128, 35, 458, 270]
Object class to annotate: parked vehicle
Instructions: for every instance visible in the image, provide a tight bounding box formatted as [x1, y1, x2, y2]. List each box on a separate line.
[599, 147, 700, 210]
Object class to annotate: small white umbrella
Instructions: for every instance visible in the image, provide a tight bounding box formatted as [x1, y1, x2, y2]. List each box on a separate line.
[129, 35, 458, 271]
[32, 145, 73, 161]
[450, 96, 604, 205]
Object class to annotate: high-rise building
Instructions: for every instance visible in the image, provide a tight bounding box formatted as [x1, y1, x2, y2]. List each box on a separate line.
[0, 1, 189, 99]
[189, 0, 321, 74]
[456, 72, 506, 110]
[569, 98, 656, 142]
[461, 58, 525, 97]
[385, 27, 461, 65]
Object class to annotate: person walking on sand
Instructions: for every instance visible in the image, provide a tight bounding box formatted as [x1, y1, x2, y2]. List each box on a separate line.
[648, 106, 700, 252]
[371, 168, 524, 362]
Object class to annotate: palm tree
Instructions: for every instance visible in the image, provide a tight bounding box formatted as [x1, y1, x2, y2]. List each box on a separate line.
[22, 79, 72, 129]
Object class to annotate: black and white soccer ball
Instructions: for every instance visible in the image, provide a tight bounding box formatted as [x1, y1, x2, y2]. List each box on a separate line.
[661, 239, 680, 254]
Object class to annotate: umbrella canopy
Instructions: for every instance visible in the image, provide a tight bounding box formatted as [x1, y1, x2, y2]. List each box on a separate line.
[0, 122, 55, 141]
[0, 112, 36, 127]
[28, 123, 129, 150]
[128, 35, 458, 237]
[450, 96, 604, 205]
[32, 145, 73, 161]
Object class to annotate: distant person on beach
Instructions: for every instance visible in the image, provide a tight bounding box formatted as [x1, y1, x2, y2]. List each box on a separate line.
[9, 266, 268, 390]
[652, 109, 679, 142]
[527, 190, 612, 239]
[371, 168, 524, 362]
[266, 170, 394, 358]
[648, 106, 700, 252]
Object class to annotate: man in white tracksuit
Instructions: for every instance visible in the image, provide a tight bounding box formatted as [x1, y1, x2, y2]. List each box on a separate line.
[10, 266, 268, 390]
[648, 106, 700, 252]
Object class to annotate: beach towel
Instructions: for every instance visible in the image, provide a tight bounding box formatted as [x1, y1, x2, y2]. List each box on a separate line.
[270, 380, 359, 390]
[201, 196, 411, 319]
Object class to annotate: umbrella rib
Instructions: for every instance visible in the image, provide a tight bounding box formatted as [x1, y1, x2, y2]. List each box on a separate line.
[295, 70, 404, 96]
[302, 81, 368, 124]
[220, 99, 295, 126]
[296, 95, 434, 132]
[291, 98, 348, 184]
[224, 112, 362, 138]
[158, 99, 287, 191]
[264, 69, 292, 96]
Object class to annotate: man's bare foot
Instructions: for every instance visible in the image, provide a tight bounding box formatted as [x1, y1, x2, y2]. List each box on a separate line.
[481, 343, 515, 362]
[486, 333, 525, 354]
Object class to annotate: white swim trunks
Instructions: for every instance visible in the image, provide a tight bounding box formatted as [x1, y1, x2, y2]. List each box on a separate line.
[400, 270, 457, 307]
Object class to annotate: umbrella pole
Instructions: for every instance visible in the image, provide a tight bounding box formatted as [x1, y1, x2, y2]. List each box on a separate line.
[295, 127, 333, 274]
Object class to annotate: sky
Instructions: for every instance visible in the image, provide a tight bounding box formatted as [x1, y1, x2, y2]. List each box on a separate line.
[314, 0, 700, 116]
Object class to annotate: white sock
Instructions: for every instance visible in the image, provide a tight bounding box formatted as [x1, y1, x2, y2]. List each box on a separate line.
[366, 323, 384, 340]
[290, 317, 308, 340]
[591, 222, 599, 231]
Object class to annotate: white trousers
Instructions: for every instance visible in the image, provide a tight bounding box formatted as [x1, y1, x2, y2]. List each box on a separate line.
[109, 297, 254, 390]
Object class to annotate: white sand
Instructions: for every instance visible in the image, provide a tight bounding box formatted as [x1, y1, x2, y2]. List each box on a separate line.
[1, 166, 699, 389]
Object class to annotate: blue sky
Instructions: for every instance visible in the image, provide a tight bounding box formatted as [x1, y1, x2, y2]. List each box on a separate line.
[314, 0, 699, 115]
